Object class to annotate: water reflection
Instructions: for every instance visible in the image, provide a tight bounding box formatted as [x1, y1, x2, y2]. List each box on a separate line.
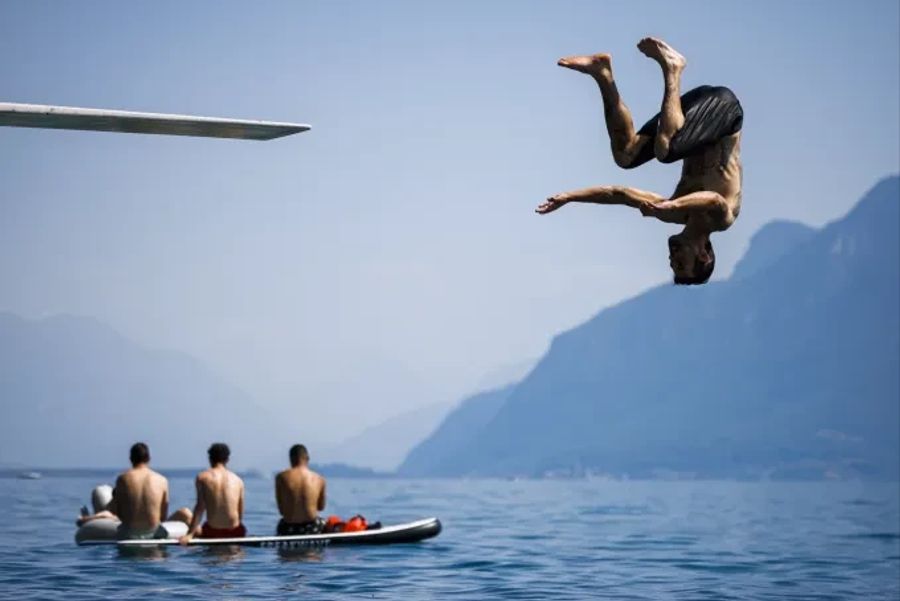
[200, 545, 245, 565]
[277, 547, 324, 563]
[115, 545, 169, 561]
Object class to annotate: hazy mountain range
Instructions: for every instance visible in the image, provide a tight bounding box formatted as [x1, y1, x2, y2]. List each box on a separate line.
[0, 311, 513, 471]
[399, 385, 515, 476]
[319, 358, 536, 471]
[0, 312, 282, 468]
[320, 401, 454, 471]
[401, 176, 900, 480]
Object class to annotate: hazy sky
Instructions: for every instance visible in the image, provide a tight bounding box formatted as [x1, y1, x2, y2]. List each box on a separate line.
[1, 1, 898, 442]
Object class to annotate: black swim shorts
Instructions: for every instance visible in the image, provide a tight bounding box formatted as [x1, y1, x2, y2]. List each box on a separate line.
[626, 85, 743, 168]
[277, 517, 326, 536]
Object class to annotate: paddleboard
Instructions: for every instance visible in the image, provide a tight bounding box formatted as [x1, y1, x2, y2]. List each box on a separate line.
[77, 517, 441, 548]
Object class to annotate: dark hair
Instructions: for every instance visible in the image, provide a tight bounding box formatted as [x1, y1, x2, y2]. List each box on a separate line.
[129, 442, 150, 467]
[674, 239, 715, 285]
[208, 443, 230, 466]
[289, 444, 309, 467]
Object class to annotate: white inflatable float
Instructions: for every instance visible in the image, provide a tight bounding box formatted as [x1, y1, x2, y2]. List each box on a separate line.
[74, 484, 189, 544]
[75, 518, 189, 544]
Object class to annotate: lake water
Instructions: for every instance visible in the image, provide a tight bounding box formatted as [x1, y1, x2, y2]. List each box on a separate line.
[0, 476, 897, 599]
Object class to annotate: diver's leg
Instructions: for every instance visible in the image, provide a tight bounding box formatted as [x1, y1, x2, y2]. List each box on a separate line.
[637, 37, 687, 160]
[536, 185, 665, 214]
[558, 53, 653, 169]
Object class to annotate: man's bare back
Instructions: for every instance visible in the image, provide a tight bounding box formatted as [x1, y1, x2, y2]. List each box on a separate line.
[181, 443, 245, 542]
[276, 465, 326, 523]
[195, 466, 244, 528]
[110, 445, 169, 537]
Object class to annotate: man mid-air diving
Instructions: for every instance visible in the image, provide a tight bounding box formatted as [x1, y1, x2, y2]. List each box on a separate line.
[536, 37, 743, 285]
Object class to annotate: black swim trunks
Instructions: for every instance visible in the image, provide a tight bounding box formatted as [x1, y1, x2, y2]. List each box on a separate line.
[626, 85, 743, 168]
[277, 517, 325, 536]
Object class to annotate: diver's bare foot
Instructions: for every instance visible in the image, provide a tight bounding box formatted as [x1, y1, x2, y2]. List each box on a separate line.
[557, 53, 613, 80]
[536, 193, 570, 215]
[637, 37, 686, 72]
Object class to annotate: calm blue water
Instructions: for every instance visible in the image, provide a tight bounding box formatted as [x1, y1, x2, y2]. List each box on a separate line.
[0, 477, 897, 599]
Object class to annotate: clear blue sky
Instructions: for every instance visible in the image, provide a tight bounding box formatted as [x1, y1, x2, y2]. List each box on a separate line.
[1, 1, 898, 443]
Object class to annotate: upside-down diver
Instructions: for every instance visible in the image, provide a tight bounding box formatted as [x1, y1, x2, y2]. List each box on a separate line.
[536, 37, 743, 285]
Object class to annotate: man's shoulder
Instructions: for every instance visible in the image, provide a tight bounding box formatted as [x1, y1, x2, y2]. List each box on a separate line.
[119, 467, 144, 481]
[114, 471, 130, 488]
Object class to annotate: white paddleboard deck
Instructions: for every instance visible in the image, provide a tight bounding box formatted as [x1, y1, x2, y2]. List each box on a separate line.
[78, 517, 441, 547]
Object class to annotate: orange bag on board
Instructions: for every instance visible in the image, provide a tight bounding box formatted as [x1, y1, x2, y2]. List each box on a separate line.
[324, 515, 344, 532]
[344, 515, 368, 532]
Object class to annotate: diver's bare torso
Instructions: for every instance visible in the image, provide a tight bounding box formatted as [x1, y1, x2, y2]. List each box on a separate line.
[660, 132, 742, 231]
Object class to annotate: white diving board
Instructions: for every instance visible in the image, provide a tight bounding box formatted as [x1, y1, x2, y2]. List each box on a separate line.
[0, 102, 310, 140]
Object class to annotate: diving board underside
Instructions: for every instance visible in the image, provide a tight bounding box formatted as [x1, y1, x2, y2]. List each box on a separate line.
[0, 103, 310, 140]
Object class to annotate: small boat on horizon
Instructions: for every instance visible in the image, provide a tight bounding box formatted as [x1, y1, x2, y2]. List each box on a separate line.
[18, 471, 42, 480]
[241, 468, 271, 480]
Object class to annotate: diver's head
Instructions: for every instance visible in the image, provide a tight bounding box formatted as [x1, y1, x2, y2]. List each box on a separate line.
[669, 232, 715, 285]
[91, 484, 114, 513]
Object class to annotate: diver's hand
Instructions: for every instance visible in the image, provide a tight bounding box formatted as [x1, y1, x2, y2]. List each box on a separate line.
[536, 193, 569, 214]
[178, 533, 193, 546]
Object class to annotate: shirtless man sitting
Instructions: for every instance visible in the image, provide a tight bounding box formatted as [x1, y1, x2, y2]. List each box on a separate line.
[274, 444, 327, 535]
[180, 443, 246, 543]
[108, 442, 190, 539]
[536, 37, 743, 285]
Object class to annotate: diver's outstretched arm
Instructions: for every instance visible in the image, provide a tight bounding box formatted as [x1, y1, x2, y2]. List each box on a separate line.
[647, 191, 729, 225]
[536, 185, 665, 215]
